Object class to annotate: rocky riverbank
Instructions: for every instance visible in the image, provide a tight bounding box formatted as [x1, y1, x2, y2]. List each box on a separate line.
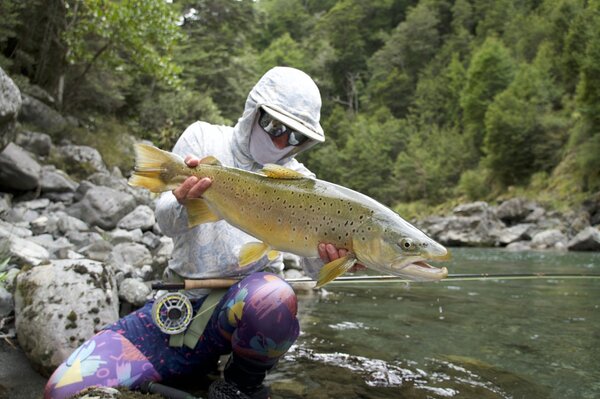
[1, 65, 600, 398]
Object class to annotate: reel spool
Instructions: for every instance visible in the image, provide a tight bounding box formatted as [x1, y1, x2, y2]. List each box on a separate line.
[151, 292, 193, 335]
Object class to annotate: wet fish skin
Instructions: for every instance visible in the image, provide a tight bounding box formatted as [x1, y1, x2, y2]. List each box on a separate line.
[129, 143, 449, 287]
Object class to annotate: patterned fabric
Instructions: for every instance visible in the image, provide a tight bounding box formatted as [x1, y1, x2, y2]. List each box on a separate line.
[44, 330, 160, 399]
[45, 272, 298, 399]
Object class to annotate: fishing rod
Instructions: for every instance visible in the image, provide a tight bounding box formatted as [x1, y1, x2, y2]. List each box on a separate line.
[152, 272, 600, 291]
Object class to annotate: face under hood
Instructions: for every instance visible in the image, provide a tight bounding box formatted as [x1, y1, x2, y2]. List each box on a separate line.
[232, 67, 325, 169]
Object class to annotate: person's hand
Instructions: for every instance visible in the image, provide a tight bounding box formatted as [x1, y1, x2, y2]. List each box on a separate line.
[318, 243, 366, 272]
[172, 156, 212, 204]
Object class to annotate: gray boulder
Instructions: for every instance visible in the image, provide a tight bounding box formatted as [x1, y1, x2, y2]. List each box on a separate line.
[494, 223, 535, 246]
[0, 67, 22, 151]
[55, 144, 109, 176]
[67, 186, 136, 230]
[0, 225, 50, 266]
[117, 204, 155, 231]
[531, 229, 568, 250]
[109, 242, 152, 269]
[0, 142, 42, 191]
[452, 201, 490, 217]
[14, 259, 119, 375]
[40, 165, 77, 191]
[496, 198, 534, 225]
[567, 226, 600, 251]
[15, 131, 52, 157]
[0, 286, 13, 318]
[118, 278, 151, 307]
[18, 93, 68, 134]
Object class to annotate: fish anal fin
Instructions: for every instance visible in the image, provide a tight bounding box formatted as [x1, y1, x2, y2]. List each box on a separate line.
[316, 255, 357, 288]
[239, 242, 270, 268]
[184, 198, 222, 227]
[261, 164, 307, 179]
[199, 156, 221, 166]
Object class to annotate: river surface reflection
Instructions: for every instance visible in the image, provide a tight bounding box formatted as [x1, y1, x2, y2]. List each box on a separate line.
[270, 248, 600, 399]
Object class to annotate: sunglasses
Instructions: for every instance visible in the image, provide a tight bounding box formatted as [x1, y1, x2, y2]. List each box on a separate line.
[258, 109, 309, 147]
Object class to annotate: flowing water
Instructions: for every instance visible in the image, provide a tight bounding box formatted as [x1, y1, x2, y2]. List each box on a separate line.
[270, 248, 600, 399]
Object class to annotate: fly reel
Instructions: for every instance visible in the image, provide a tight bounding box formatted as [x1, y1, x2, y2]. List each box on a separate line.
[151, 291, 193, 335]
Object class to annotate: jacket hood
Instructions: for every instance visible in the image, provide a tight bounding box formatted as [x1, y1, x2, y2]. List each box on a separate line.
[232, 66, 325, 169]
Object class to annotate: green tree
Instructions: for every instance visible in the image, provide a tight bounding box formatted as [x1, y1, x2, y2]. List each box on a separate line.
[459, 36, 514, 162]
[177, 0, 259, 120]
[62, 0, 182, 109]
[366, 1, 441, 118]
[483, 43, 566, 187]
[412, 52, 466, 127]
[571, 0, 600, 190]
[393, 124, 471, 203]
[256, 33, 308, 74]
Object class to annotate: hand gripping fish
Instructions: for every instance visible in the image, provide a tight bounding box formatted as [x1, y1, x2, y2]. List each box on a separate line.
[129, 144, 450, 287]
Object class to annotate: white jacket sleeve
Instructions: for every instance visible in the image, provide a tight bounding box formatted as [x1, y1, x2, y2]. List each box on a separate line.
[155, 192, 190, 237]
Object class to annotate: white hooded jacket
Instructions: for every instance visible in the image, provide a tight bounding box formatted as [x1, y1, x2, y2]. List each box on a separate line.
[155, 67, 325, 280]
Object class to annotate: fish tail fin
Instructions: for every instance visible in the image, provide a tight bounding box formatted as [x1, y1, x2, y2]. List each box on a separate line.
[128, 143, 185, 193]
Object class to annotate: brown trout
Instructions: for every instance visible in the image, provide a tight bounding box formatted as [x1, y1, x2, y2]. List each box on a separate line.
[129, 143, 449, 287]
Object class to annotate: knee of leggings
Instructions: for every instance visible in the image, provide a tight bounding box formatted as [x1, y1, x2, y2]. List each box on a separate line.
[242, 272, 298, 316]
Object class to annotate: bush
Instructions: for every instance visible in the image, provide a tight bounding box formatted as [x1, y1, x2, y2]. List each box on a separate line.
[456, 168, 491, 201]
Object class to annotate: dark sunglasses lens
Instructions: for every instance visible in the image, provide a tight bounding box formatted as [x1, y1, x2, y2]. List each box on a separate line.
[288, 132, 308, 146]
[259, 109, 309, 146]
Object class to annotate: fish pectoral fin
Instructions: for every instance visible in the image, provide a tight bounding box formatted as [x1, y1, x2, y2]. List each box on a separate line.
[316, 255, 357, 288]
[199, 156, 221, 166]
[267, 250, 280, 261]
[239, 242, 270, 268]
[184, 198, 222, 227]
[261, 164, 307, 179]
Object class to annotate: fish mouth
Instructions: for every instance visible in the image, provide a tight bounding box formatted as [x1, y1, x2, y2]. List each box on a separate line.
[400, 261, 449, 281]
[390, 251, 450, 281]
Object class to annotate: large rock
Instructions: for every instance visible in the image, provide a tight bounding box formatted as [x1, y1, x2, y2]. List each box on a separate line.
[18, 93, 68, 134]
[420, 205, 506, 247]
[55, 144, 109, 176]
[14, 259, 119, 375]
[494, 223, 535, 246]
[0, 142, 42, 191]
[0, 225, 50, 266]
[40, 165, 78, 194]
[117, 204, 155, 231]
[531, 229, 568, 250]
[495, 198, 534, 225]
[567, 226, 600, 251]
[67, 186, 136, 230]
[15, 130, 52, 157]
[0, 67, 22, 151]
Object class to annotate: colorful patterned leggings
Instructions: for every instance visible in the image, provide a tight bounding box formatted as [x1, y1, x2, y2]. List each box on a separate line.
[44, 272, 299, 399]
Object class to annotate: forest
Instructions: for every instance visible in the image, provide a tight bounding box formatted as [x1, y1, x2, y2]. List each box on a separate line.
[1, 0, 599, 216]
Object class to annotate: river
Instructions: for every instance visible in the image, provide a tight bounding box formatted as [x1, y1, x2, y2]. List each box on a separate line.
[271, 248, 600, 399]
[1, 248, 598, 398]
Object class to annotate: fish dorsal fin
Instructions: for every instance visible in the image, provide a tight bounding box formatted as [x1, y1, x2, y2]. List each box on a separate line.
[199, 156, 221, 166]
[316, 254, 357, 288]
[261, 164, 306, 179]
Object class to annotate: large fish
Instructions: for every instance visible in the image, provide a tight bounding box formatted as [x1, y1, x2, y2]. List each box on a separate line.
[129, 143, 449, 287]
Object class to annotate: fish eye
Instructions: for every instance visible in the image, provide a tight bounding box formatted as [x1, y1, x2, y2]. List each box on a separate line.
[399, 238, 413, 250]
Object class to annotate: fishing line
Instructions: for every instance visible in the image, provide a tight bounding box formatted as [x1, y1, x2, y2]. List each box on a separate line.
[151, 273, 600, 291]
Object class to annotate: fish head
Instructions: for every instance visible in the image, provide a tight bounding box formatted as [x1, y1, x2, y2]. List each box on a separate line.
[352, 217, 449, 281]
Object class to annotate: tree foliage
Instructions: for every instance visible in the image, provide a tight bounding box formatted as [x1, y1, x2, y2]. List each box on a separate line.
[3, 0, 599, 206]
